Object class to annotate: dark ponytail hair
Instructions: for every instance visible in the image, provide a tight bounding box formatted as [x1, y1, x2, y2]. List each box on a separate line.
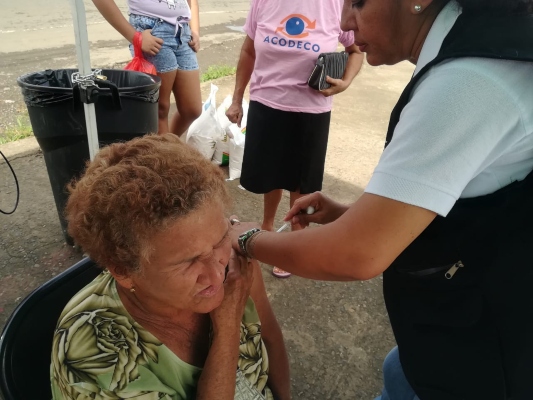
[453, 0, 533, 15]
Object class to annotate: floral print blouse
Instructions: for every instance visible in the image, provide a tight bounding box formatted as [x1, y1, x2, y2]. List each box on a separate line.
[50, 270, 274, 400]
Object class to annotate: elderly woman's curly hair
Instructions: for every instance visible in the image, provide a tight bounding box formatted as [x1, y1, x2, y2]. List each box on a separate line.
[66, 134, 231, 276]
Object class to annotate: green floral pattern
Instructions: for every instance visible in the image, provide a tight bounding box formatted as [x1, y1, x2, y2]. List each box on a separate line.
[51, 271, 273, 400]
[239, 322, 270, 394]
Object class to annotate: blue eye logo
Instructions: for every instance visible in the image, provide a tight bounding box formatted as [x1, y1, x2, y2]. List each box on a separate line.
[275, 14, 316, 38]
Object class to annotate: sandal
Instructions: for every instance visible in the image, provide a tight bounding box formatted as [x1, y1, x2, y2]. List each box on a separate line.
[272, 267, 291, 278]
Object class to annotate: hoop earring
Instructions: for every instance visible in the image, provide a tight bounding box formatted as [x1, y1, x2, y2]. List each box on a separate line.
[414, 4, 422, 12]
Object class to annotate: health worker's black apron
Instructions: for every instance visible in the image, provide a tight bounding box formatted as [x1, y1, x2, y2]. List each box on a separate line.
[382, 12, 533, 400]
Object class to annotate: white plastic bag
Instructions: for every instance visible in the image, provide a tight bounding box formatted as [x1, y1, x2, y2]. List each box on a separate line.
[216, 95, 233, 132]
[213, 132, 231, 166]
[212, 95, 233, 166]
[186, 84, 223, 160]
[227, 100, 249, 181]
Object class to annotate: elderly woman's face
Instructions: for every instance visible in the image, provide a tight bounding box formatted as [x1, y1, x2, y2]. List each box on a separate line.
[127, 200, 232, 314]
[342, 0, 409, 66]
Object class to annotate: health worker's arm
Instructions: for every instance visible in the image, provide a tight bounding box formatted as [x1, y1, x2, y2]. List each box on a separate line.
[233, 193, 436, 281]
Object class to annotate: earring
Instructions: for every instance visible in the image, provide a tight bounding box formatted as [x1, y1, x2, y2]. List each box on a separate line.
[130, 287, 136, 293]
[414, 4, 422, 12]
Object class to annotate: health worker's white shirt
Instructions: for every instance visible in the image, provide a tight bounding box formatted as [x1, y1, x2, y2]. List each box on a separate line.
[365, 0, 533, 216]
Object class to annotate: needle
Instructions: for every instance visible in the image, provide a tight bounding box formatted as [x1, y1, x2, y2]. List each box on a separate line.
[276, 206, 315, 232]
[276, 223, 290, 233]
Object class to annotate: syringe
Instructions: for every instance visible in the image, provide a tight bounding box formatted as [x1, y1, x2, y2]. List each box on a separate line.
[276, 206, 315, 232]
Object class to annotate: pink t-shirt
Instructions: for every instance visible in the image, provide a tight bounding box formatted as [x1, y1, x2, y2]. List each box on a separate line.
[244, 0, 354, 114]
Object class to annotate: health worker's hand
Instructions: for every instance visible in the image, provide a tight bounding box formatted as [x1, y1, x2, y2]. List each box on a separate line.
[189, 30, 200, 52]
[320, 76, 350, 97]
[284, 192, 349, 229]
[209, 250, 254, 334]
[226, 102, 244, 127]
[141, 29, 163, 56]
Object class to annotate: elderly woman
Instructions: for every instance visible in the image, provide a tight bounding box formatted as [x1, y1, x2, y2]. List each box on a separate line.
[50, 134, 290, 400]
[230, 0, 533, 399]
[226, 0, 363, 278]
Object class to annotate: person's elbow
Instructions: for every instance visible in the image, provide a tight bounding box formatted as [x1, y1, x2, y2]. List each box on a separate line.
[333, 255, 388, 281]
[241, 36, 256, 59]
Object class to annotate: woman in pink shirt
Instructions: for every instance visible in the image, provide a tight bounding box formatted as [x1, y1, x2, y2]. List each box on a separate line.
[226, 0, 363, 278]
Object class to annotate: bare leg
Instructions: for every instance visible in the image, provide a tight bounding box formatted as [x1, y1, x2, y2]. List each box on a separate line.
[272, 189, 304, 278]
[289, 190, 305, 232]
[156, 70, 177, 134]
[170, 69, 202, 137]
[262, 189, 283, 232]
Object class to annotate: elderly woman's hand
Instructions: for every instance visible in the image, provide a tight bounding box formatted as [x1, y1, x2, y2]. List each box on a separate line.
[320, 75, 350, 97]
[210, 250, 254, 334]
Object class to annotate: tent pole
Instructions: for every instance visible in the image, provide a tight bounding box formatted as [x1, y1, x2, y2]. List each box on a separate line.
[69, 0, 99, 160]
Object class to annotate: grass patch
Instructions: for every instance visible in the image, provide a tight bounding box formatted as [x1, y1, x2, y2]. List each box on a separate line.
[200, 65, 236, 82]
[0, 114, 33, 145]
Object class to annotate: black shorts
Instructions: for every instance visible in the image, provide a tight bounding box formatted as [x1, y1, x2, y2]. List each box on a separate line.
[240, 101, 331, 194]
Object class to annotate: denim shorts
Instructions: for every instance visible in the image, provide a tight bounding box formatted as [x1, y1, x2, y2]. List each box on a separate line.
[129, 14, 199, 73]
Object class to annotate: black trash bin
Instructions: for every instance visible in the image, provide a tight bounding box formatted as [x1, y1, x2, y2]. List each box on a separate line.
[17, 69, 161, 245]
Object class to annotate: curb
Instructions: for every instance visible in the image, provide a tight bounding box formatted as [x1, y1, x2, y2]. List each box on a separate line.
[0, 136, 40, 160]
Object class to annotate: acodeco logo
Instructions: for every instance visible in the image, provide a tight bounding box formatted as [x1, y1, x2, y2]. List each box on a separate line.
[275, 14, 316, 38]
[263, 14, 321, 52]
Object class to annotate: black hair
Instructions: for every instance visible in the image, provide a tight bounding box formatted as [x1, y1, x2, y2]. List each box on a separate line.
[454, 0, 533, 15]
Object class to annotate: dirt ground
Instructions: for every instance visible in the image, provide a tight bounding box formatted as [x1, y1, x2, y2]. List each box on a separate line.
[0, 23, 415, 400]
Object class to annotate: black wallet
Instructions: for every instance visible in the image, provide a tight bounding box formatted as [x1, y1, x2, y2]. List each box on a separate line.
[307, 51, 349, 91]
